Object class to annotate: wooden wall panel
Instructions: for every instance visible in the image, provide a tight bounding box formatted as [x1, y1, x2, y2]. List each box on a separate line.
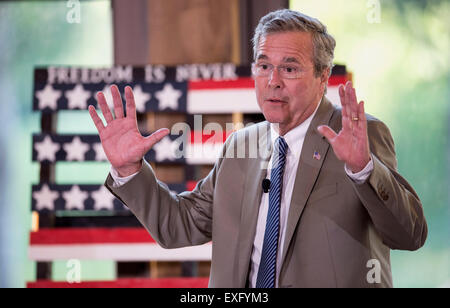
[239, 0, 289, 65]
[112, 0, 149, 65]
[147, 0, 239, 64]
[113, 0, 289, 65]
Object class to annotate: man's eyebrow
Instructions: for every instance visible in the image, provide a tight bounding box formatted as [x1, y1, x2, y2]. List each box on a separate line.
[256, 54, 269, 61]
[282, 57, 301, 64]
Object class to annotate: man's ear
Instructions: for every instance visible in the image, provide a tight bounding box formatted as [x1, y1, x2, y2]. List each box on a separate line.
[321, 67, 330, 84]
[320, 67, 330, 92]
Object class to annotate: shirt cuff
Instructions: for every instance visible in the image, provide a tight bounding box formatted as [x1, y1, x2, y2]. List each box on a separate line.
[110, 166, 140, 188]
[344, 154, 374, 184]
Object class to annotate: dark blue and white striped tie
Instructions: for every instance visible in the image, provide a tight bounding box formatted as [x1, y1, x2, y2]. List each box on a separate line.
[256, 136, 288, 288]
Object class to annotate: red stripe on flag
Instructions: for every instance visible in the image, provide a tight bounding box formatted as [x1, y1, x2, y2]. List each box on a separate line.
[189, 78, 254, 90]
[189, 75, 346, 90]
[186, 181, 198, 191]
[30, 228, 155, 245]
[328, 75, 348, 86]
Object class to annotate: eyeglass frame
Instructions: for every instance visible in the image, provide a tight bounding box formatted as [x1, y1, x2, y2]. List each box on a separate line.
[251, 61, 312, 79]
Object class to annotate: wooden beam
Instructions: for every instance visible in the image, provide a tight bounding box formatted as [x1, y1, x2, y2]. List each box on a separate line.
[230, 0, 241, 65]
[232, 112, 244, 131]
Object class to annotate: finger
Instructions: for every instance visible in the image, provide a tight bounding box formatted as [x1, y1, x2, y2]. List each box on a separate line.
[345, 81, 355, 118]
[96, 91, 114, 124]
[357, 100, 367, 131]
[342, 109, 352, 131]
[143, 128, 170, 152]
[125, 86, 136, 120]
[317, 125, 337, 144]
[111, 85, 124, 119]
[346, 81, 358, 120]
[339, 84, 348, 116]
[339, 84, 346, 113]
[351, 86, 359, 116]
[88, 105, 105, 134]
[343, 82, 353, 122]
[339, 84, 352, 131]
[340, 84, 351, 129]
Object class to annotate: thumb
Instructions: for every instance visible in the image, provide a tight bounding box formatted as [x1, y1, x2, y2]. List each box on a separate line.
[317, 125, 337, 143]
[143, 128, 170, 152]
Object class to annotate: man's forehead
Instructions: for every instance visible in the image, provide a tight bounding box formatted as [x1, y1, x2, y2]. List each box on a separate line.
[255, 31, 313, 62]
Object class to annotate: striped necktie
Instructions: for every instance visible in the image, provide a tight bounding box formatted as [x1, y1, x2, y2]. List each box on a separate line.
[256, 136, 288, 288]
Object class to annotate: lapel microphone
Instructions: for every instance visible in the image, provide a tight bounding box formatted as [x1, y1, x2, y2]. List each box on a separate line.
[262, 179, 271, 193]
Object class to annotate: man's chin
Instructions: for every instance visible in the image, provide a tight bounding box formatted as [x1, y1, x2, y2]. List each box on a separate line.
[262, 113, 285, 125]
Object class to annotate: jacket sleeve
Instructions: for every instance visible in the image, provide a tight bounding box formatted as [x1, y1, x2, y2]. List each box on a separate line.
[351, 120, 428, 251]
[104, 134, 234, 249]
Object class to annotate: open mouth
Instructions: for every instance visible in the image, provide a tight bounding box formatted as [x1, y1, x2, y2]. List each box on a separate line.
[266, 98, 287, 104]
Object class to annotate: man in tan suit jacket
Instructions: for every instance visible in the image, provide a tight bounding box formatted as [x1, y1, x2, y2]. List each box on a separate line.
[89, 10, 427, 288]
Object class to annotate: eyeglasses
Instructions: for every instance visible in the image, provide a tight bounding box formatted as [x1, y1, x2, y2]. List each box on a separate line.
[252, 62, 307, 79]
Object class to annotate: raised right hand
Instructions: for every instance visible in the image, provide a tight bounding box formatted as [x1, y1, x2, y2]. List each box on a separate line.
[88, 85, 169, 177]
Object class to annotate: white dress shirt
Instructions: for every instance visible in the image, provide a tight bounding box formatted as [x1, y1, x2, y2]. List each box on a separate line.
[110, 101, 374, 288]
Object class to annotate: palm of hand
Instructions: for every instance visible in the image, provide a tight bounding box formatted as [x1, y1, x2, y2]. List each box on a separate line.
[89, 85, 169, 176]
[318, 81, 370, 173]
[99, 118, 147, 169]
[327, 120, 370, 172]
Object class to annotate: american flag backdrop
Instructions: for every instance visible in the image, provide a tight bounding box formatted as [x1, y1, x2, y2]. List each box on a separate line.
[33, 64, 347, 113]
[29, 63, 349, 287]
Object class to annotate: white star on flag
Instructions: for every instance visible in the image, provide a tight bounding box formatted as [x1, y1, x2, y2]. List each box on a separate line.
[65, 84, 91, 109]
[155, 83, 182, 110]
[152, 137, 177, 161]
[35, 136, 61, 162]
[91, 186, 116, 211]
[33, 184, 59, 211]
[93, 142, 107, 161]
[132, 85, 151, 113]
[63, 136, 90, 161]
[62, 185, 89, 210]
[35, 84, 62, 110]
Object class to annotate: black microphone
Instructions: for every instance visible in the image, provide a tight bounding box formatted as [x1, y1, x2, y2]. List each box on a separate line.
[262, 179, 271, 193]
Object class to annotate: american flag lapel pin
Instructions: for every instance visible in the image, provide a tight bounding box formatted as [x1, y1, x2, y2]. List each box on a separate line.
[313, 151, 321, 160]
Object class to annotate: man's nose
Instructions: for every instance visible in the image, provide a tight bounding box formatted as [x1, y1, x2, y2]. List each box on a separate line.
[268, 67, 283, 89]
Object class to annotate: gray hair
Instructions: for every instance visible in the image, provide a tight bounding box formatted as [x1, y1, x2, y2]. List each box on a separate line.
[252, 9, 336, 78]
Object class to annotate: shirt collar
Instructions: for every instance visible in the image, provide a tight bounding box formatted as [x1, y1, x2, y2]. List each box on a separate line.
[269, 99, 322, 156]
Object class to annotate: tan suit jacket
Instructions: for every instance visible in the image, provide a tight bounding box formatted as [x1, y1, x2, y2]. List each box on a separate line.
[105, 97, 427, 288]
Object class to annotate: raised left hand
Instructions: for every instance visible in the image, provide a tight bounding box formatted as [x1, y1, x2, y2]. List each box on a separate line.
[317, 81, 371, 173]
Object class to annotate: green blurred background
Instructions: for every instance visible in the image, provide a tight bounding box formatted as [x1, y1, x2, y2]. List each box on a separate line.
[0, 0, 448, 287]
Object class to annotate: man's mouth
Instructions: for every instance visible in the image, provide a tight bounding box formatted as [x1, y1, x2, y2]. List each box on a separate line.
[266, 98, 288, 104]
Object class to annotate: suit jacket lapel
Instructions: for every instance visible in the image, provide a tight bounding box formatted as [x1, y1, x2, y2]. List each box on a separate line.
[237, 122, 271, 287]
[279, 97, 336, 268]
